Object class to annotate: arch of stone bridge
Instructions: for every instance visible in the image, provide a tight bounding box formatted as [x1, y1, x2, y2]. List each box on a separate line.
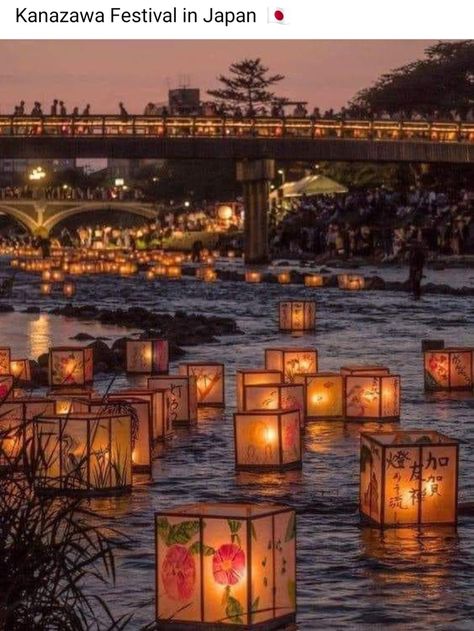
[0, 203, 40, 235]
[42, 203, 158, 234]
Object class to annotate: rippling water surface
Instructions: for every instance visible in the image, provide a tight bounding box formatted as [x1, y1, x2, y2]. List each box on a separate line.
[4, 263, 474, 630]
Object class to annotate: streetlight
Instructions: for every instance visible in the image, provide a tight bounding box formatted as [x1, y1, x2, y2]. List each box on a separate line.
[29, 167, 46, 182]
[277, 168, 285, 184]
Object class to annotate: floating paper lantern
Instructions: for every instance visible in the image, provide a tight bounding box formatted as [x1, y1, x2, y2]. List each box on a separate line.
[360, 431, 459, 527]
[341, 365, 390, 377]
[277, 272, 291, 284]
[241, 383, 305, 428]
[245, 271, 262, 283]
[294, 372, 344, 420]
[51, 269, 64, 282]
[47, 388, 96, 415]
[148, 376, 197, 425]
[126, 339, 169, 375]
[166, 265, 182, 279]
[179, 363, 225, 407]
[0, 375, 14, 402]
[108, 388, 172, 443]
[63, 281, 76, 297]
[34, 412, 132, 495]
[155, 502, 296, 629]
[236, 370, 282, 412]
[0, 348, 11, 375]
[41, 270, 52, 282]
[49, 347, 94, 389]
[10, 359, 31, 384]
[338, 274, 365, 290]
[145, 269, 155, 280]
[264, 348, 318, 383]
[423, 347, 473, 391]
[304, 274, 325, 287]
[40, 282, 52, 295]
[343, 367, 400, 421]
[0, 401, 26, 466]
[234, 409, 302, 471]
[278, 300, 316, 332]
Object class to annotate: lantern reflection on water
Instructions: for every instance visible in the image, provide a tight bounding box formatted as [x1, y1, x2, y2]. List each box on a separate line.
[49, 347, 94, 389]
[278, 300, 316, 332]
[126, 339, 169, 375]
[241, 383, 305, 428]
[234, 409, 302, 471]
[155, 502, 296, 630]
[294, 372, 344, 420]
[423, 347, 473, 391]
[342, 366, 400, 421]
[34, 412, 132, 495]
[148, 375, 197, 425]
[236, 370, 282, 412]
[360, 431, 459, 527]
[264, 348, 318, 383]
[179, 363, 225, 407]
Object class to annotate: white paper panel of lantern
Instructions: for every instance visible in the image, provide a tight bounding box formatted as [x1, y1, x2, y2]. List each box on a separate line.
[236, 370, 282, 412]
[338, 274, 365, 290]
[148, 376, 197, 425]
[126, 339, 169, 375]
[294, 372, 344, 420]
[278, 300, 316, 332]
[109, 389, 172, 443]
[345, 373, 400, 420]
[48, 347, 94, 388]
[47, 389, 96, 416]
[264, 348, 318, 383]
[423, 347, 473, 391]
[241, 383, 305, 428]
[179, 363, 225, 407]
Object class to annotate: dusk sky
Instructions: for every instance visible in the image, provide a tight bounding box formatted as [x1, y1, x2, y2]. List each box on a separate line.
[0, 40, 438, 114]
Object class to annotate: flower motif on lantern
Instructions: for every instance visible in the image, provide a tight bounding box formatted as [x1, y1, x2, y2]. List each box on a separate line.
[161, 544, 197, 601]
[212, 543, 246, 586]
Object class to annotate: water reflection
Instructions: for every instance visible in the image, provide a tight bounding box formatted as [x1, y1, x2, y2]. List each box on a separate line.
[304, 420, 401, 454]
[27, 313, 51, 357]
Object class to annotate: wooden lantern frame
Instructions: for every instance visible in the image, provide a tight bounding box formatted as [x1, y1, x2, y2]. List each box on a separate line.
[423, 347, 473, 392]
[344, 373, 401, 421]
[264, 348, 318, 383]
[109, 388, 172, 443]
[241, 383, 306, 427]
[48, 347, 94, 389]
[236, 370, 283, 413]
[179, 362, 226, 407]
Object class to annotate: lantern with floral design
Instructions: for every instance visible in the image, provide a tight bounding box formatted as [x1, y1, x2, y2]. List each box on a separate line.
[34, 411, 133, 495]
[0, 375, 14, 402]
[294, 372, 344, 420]
[236, 370, 282, 412]
[264, 348, 318, 383]
[155, 502, 296, 629]
[342, 366, 400, 421]
[148, 376, 197, 425]
[360, 431, 459, 527]
[278, 300, 316, 332]
[241, 383, 305, 428]
[423, 347, 473, 391]
[126, 339, 169, 375]
[234, 409, 302, 471]
[179, 363, 225, 407]
[0, 347, 11, 375]
[49, 347, 94, 389]
[108, 388, 172, 443]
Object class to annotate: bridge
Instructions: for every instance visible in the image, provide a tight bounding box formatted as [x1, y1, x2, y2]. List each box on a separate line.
[1, 115, 473, 262]
[0, 200, 157, 236]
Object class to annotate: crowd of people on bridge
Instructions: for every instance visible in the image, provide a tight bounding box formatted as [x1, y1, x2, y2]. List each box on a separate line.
[0, 185, 146, 202]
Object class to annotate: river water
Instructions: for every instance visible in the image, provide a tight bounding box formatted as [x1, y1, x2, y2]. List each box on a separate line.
[3, 262, 474, 630]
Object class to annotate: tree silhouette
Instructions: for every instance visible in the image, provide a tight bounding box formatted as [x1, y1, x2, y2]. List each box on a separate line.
[207, 58, 285, 115]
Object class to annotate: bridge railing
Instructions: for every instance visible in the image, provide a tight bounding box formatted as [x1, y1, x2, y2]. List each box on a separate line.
[0, 116, 473, 142]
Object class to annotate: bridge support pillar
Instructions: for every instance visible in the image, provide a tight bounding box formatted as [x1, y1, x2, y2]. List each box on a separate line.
[236, 159, 275, 264]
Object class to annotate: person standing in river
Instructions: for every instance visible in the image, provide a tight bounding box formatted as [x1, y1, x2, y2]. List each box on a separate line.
[408, 240, 425, 299]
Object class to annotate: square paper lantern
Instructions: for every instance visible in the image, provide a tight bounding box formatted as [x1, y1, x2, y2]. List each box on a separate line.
[109, 389, 172, 443]
[360, 431, 459, 527]
[179, 363, 225, 407]
[234, 409, 302, 471]
[47, 389, 95, 415]
[10, 359, 31, 384]
[0, 347, 11, 375]
[304, 275, 325, 287]
[49, 347, 93, 388]
[0, 402, 26, 466]
[245, 271, 262, 283]
[338, 274, 365, 290]
[294, 372, 344, 420]
[126, 339, 169, 375]
[241, 383, 305, 428]
[155, 502, 296, 629]
[236, 370, 282, 412]
[344, 369, 400, 421]
[423, 347, 473, 391]
[278, 300, 316, 332]
[148, 376, 197, 426]
[264, 348, 318, 383]
[34, 412, 132, 495]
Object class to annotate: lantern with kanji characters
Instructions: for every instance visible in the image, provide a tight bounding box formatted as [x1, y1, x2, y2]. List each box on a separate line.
[179, 363, 225, 407]
[338, 274, 365, 290]
[10, 359, 31, 384]
[241, 383, 305, 428]
[0, 347, 11, 375]
[109, 388, 171, 443]
[126, 339, 169, 375]
[423, 347, 473, 391]
[34, 412, 133, 495]
[360, 431, 459, 527]
[294, 372, 344, 420]
[236, 370, 282, 412]
[342, 366, 400, 421]
[148, 376, 197, 425]
[234, 409, 302, 472]
[49, 347, 94, 389]
[278, 300, 316, 332]
[155, 502, 296, 629]
[264, 348, 318, 383]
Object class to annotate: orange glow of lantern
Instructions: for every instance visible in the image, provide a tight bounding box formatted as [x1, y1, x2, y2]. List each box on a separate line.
[304, 274, 325, 287]
[343, 367, 400, 421]
[277, 272, 291, 284]
[40, 282, 52, 295]
[51, 269, 64, 282]
[294, 372, 344, 420]
[0, 347, 11, 375]
[423, 347, 473, 391]
[245, 271, 261, 283]
[108, 388, 172, 443]
[338, 274, 365, 290]
[166, 265, 182, 279]
[360, 431, 459, 527]
[63, 281, 76, 297]
[264, 348, 318, 383]
[278, 300, 316, 332]
[48, 347, 94, 389]
[126, 339, 169, 375]
[148, 375, 197, 425]
[241, 383, 305, 428]
[236, 370, 282, 412]
[179, 363, 225, 407]
[155, 502, 296, 629]
[34, 412, 133, 495]
[0, 375, 14, 402]
[234, 409, 302, 471]
[10, 359, 31, 384]
[145, 269, 155, 280]
[41, 270, 52, 282]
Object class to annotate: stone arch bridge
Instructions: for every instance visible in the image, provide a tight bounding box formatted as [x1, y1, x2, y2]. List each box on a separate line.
[0, 201, 158, 236]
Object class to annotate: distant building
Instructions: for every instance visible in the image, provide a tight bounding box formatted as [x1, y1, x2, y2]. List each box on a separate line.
[168, 88, 201, 116]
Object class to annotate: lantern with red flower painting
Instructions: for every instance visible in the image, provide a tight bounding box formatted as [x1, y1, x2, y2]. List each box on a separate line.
[423, 347, 473, 391]
[341, 365, 400, 421]
[294, 372, 344, 420]
[155, 502, 296, 629]
[264, 347, 318, 383]
[278, 300, 316, 332]
[48, 347, 94, 389]
[10, 359, 32, 384]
